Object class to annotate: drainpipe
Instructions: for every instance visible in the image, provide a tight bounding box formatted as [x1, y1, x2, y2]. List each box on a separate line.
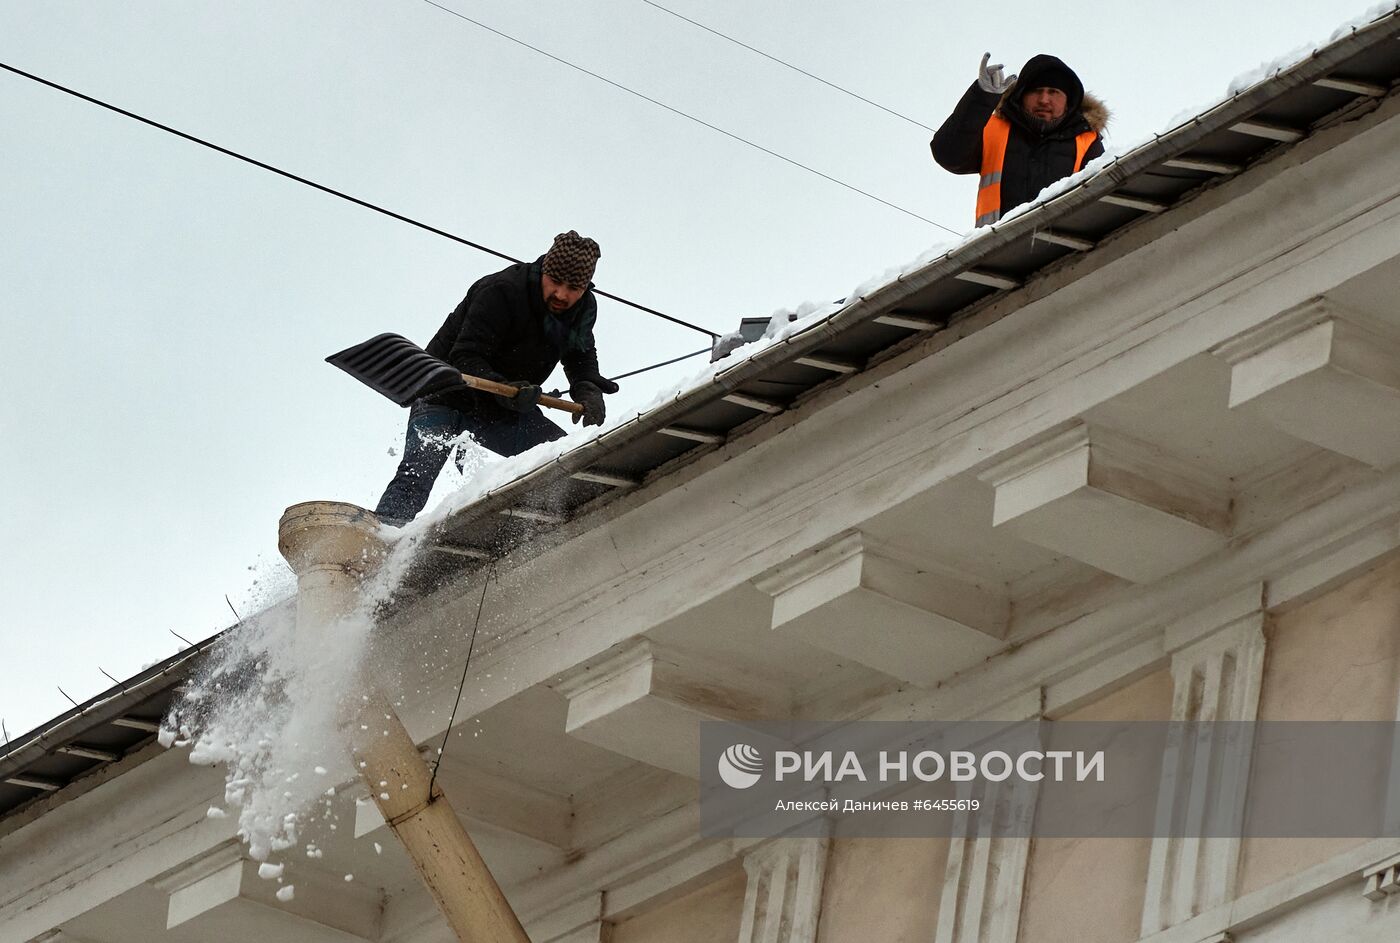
[278, 501, 530, 943]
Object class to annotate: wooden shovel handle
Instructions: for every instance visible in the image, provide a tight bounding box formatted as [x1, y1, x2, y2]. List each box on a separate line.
[460, 373, 584, 415]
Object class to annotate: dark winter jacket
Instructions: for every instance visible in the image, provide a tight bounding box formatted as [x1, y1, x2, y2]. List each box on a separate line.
[423, 259, 601, 416]
[931, 54, 1109, 224]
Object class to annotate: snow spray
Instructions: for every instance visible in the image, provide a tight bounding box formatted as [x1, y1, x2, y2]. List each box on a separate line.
[161, 438, 489, 875]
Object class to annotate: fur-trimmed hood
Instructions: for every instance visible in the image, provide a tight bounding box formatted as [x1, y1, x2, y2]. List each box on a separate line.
[1078, 92, 1110, 133]
[995, 54, 1110, 134]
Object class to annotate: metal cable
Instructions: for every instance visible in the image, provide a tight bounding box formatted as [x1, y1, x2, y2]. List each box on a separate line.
[542, 345, 711, 399]
[0, 60, 720, 340]
[637, 0, 935, 132]
[608, 345, 711, 381]
[416, 0, 963, 237]
[427, 561, 493, 798]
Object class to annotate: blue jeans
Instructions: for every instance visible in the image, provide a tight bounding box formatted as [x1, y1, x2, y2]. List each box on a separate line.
[374, 401, 564, 525]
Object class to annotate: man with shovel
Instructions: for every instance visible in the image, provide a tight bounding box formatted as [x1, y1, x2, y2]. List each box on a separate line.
[372, 230, 617, 527]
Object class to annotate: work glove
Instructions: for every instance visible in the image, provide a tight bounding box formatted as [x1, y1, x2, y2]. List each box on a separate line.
[977, 52, 1016, 95]
[501, 380, 542, 412]
[569, 380, 607, 427]
[573, 372, 620, 395]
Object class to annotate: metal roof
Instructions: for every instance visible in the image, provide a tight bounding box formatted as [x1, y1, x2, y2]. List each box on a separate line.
[3, 6, 1398, 822]
[0, 635, 219, 822]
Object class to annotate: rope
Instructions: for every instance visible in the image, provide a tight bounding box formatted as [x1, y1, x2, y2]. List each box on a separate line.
[427, 561, 493, 798]
[545, 345, 713, 398]
[608, 345, 712, 381]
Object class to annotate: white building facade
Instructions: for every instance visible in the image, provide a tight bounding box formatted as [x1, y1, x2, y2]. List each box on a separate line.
[5, 12, 1400, 943]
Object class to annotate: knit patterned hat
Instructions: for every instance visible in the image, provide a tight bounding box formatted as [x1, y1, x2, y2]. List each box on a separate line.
[542, 230, 601, 287]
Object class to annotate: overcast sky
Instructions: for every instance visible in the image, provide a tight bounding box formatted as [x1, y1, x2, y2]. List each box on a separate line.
[0, 0, 1384, 739]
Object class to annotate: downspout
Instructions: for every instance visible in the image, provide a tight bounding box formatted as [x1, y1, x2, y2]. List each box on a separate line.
[278, 500, 530, 943]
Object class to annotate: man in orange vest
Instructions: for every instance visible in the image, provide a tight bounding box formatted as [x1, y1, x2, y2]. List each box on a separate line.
[932, 53, 1108, 227]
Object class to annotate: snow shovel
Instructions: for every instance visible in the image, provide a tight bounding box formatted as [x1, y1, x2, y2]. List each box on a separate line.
[326, 333, 584, 416]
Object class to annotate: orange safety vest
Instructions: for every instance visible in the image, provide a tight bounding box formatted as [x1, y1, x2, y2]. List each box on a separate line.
[975, 115, 1098, 227]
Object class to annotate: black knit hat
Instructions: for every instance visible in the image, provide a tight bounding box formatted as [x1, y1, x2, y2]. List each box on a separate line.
[1031, 67, 1076, 95]
[1013, 55, 1085, 113]
[542, 230, 601, 287]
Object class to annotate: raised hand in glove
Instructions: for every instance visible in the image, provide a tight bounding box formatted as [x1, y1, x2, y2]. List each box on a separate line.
[569, 380, 607, 426]
[977, 52, 1016, 95]
[501, 380, 542, 412]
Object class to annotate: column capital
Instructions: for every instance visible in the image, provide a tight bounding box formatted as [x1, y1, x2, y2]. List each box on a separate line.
[737, 837, 830, 943]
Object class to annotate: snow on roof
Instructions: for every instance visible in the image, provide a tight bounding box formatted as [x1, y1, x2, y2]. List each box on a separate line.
[399, 0, 1400, 540]
[4, 0, 1399, 822]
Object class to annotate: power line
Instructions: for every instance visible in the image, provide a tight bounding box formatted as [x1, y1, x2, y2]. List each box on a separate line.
[637, 0, 935, 133]
[416, 0, 963, 238]
[0, 60, 719, 340]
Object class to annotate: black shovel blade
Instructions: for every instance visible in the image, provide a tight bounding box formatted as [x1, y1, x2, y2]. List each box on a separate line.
[325, 333, 464, 407]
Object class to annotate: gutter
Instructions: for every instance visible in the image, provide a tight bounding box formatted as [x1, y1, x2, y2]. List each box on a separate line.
[0, 630, 225, 779]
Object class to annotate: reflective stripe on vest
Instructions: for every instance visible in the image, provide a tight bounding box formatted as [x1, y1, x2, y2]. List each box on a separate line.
[975, 116, 1012, 228]
[975, 115, 1100, 228]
